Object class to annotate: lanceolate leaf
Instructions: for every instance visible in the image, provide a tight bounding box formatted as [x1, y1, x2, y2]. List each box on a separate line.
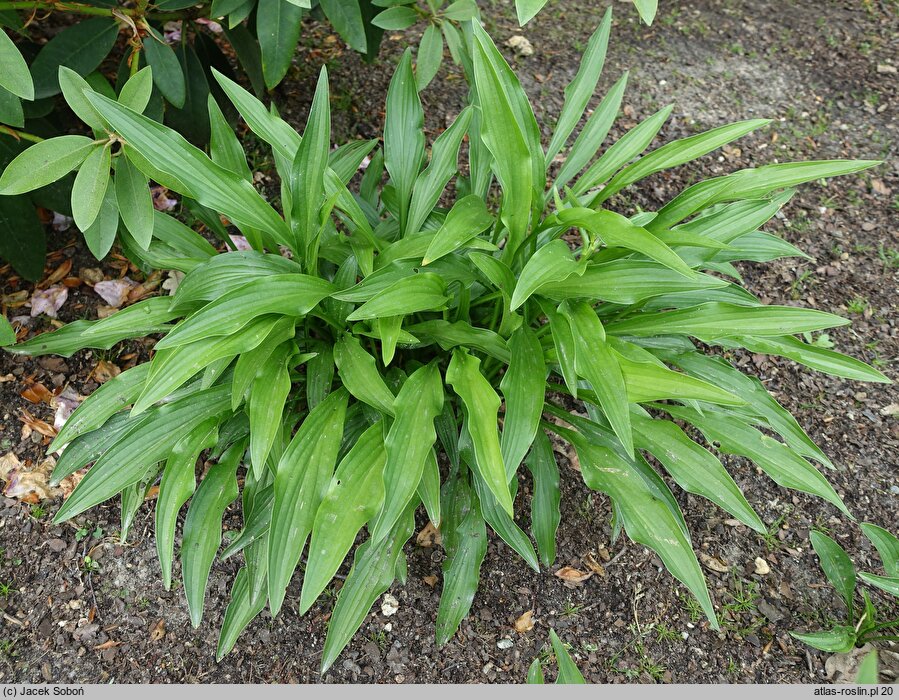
[549, 629, 586, 684]
[333, 334, 396, 416]
[71, 143, 111, 232]
[511, 240, 584, 310]
[525, 430, 561, 567]
[29, 18, 119, 99]
[384, 50, 424, 234]
[500, 325, 545, 476]
[860, 523, 899, 577]
[268, 389, 348, 615]
[257, 0, 304, 89]
[182, 440, 241, 627]
[810, 530, 856, 610]
[0, 31, 33, 100]
[248, 342, 293, 478]
[369, 362, 443, 541]
[115, 155, 154, 249]
[446, 350, 514, 515]
[0, 136, 95, 195]
[422, 195, 493, 265]
[300, 421, 387, 613]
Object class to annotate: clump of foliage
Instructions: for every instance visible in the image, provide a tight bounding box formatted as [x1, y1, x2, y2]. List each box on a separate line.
[1, 11, 888, 671]
[0, 0, 660, 279]
[791, 525, 899, 684]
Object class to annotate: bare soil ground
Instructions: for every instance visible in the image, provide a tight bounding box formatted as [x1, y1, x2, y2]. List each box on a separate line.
[1, 0, 897, 684]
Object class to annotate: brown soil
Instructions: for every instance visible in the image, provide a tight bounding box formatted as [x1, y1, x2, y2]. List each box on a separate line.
[1, 0, 897, 684]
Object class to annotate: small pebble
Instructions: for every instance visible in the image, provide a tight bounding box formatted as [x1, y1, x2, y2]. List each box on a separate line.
[754, 557, 771, 575]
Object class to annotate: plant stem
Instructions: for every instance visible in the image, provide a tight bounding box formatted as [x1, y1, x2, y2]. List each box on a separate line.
[0, 125, 43, 143]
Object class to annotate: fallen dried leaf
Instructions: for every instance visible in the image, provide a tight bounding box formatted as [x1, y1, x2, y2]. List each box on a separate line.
[422, 575, 438, 588]
[698, 552, 730, 573]
[0, 452, 82, 502]
[583, 552, 606, 577]
[21, 382, 54, 405]
[52, 387, 82, 432]
[554, 566, 593, 586]
[93, 360, 121, 384]
[20, 408, 57, 437]
[150, 619, 165, 641]
[416, 521, 442, 548]
[93, 640, 121, 651]
[513, 610, 535, 633]
[79, 267, 104, 286]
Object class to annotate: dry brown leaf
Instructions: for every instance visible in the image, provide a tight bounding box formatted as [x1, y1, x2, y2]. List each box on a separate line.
[698, 552, 730, 573]
[150, 619, 165, 641]
[93, 640, 121, 651]
[93, 360, 121, 384]
[21, 382, 54, 405]
[0, 453, 82, 502]
[554, 566, 593, 586]
[416, 521, 442, 548]
[513, 610, 535, 633]
[583, 552, 606, 577]
[422, 575, 438, 588]
[44, 259, 73, 287]
[20, 408, 57, 437]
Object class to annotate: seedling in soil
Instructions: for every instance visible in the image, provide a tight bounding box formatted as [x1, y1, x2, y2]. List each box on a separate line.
[81, 555, 100, 574]
[0, 581, 15, 597]
[29, 504, 46, 519]
[654, 623, 681, 643]
[560, 601, 585, 619]
[847, 297, 870, 315]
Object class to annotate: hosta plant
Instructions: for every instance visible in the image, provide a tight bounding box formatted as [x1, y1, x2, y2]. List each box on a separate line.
[2, 13, 889, 672]
[791, 525, 899, 684]
[0, 0, 656, 280]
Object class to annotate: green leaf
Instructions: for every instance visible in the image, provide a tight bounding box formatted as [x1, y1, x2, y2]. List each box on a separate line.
[306, 342, 333, 409]
[300, 421, 387, 613]
[511, 240, 584, 310]
[575, 104, 673, 197]
[470, 22, 535, 256]
[525, 430, 560, 567]
[436, 476, 487, 645]
[142, 31, 186, 108]
[515, 0, 548, 25]
[71, 143, 111, 232]
[527, 658, 545, 684]
[115, 155, 154, 249]
[858, 572, 899, 598]
[567, 431, 717, 627]
[345, 272, 447, 321]
[256, 0, 304, 89]
[320, 500, 416, 673]
[856, 650, 879, 685]
[545, 8, 610, 164]
[417, 448, 441, 526]
[384, 49, 424, 233]
[596, 119, 771, 205]
[182, 440, 241, 627]
[333, 334, 396, 416]
[0, 313, 15, 346]
[320, 0, 367, 52]
[117, 66, 154, 113]
[616, 352, 742, 405]
[632, 0, 658, 24]
[810, 530, 857, 610]
[422, 195, 492, 265]
[562, 301, 632, 455]
[29, 18, 119, 99]
[631, 411, 764, 533]
[415, 23, 443, 90]
[0, 30, 32, 99]
[54, 383, 232, 523]
[789, 627, 855, 653]
[406, 107, 472, 238]
[369, 362, 443, 541]
[662, 404, 849, 517]
[82, 184, 118, 260]
[539, 261, 726, 305]
[216, 567, 267, 661]
[0, 86, 23, 128]
[446, 349, 513, 515]
[719, 335, 889, 384]
[156, 419, 219, 590]
[248, 342, 293, 478]
[860, 523, 899, 577]
[554, 72, 628, 188]
[0, 136, 95, 195]
[290, 66, 330, 257]
[500, 325, 545, 476]
[472, 472, 538, 571]
[268, 389, 348, 615]
[157, 274, 334, 349]
[58, 67, 106, 131]
[85, 92, 292, 244]
[208, 95, 251, 181]
[538, 300, 578, 398]
[372, 6, 418, 29]
[0, 193, 46, 281]
[549, 629, 586, 684]
[606, 302, 849, 340]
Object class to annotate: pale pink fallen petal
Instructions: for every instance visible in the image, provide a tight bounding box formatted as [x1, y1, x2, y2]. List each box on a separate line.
[93, 277, 136, 308]
[229, 235, 252, 251]
[151, 186, 178, 211]
[162, 270, 185, 296]
[30, 286, 68, 318]
[163, 20, 181, 43]
[52, 387, 82, 433]
[52, 212, 73, 232]
[196, 17, 223, 33]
